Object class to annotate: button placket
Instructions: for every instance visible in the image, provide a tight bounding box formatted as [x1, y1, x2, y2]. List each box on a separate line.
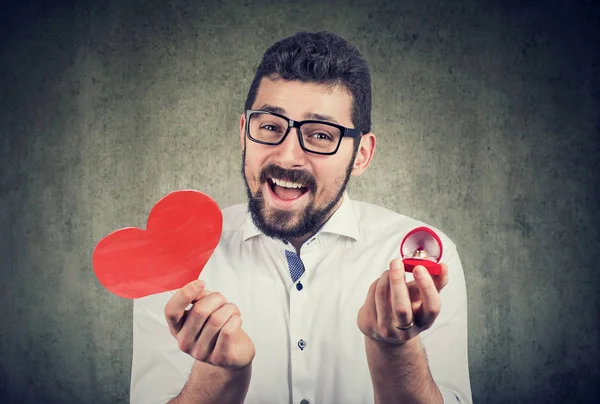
[288, 250, 310, 404]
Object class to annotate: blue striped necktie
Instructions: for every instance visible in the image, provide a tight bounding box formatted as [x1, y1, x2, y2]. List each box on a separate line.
[285, 250, 305, 282]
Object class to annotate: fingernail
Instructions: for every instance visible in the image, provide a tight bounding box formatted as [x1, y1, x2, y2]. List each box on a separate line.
[414, 266, 425, 278]
[192, 279, 204, 290]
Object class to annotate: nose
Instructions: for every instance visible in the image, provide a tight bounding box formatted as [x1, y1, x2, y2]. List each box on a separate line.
[274, 127, 307, 167]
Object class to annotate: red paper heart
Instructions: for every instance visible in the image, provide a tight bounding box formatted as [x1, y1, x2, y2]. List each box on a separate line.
[92, 190, 222, 299]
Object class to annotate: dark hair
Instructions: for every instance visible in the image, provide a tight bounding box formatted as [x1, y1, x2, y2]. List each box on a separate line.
[244, 31, 372, 135]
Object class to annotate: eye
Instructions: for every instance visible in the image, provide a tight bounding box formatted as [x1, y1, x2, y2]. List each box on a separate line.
[310, 132, 334, 141]
[261, 124, 280, 132]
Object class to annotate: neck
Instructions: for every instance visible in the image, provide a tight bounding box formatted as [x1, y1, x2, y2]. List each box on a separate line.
[287, 234, 312, 255]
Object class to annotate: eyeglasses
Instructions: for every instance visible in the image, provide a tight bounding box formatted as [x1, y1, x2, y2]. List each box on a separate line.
[245, 109, 362, 155]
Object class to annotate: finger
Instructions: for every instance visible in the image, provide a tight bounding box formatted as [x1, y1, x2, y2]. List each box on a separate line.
[218, 313, 243, 343]
[389, 259, 413, 329]
[360, 278, 379, 319]
[363, 279, 378, 312]
[218, 314, 243, 347]
[211, 313, 244, 366]
[192, 289, 213, 303]
[176, 292, 227, 355]
[193, 302, 241, 362]
[165, 279, 205, 335]
[374, 270, 392, 329]
[406, 283, 423, 314]
[174, 289, 212, 335]
[413, 265, 442, 327]
[431, 263, 450, 291]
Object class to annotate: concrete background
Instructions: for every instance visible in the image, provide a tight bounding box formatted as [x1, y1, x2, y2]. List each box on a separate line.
[1, 0, 598, 402]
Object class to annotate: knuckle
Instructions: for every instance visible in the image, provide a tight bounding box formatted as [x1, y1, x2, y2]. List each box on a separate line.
[425, 308, 441, 322]
[220, 327, 235, 339]
[223, 346, 241, 367]
[389, 277, 405, 287]
[191, 304, 209, 318]
[224, 302, 240, 315]
[377, 326, 393, 339]
[164, 310, 177, 324]
[375, 286, 388, 299]
[368, 283, 377, 295]
[376, 318, 388, 331]
[209, 351, 227, 367]
[177, 337, 191, 354]
[207, 313, 225, 328]
[425, 297, 441, 314]
[181, 288, 197, 301]
[191, 346, 207, 362]
[221, 322, 238, 338]
[394, 307, 411, 319]
[211, 292, 226, 304]
[164, 304, 179, 322]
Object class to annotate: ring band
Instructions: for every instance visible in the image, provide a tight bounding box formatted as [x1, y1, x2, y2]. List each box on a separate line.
[395, 321, 414, 330]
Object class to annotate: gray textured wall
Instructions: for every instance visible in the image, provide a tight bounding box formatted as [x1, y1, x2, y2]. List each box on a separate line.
[1, 0, 599, 402]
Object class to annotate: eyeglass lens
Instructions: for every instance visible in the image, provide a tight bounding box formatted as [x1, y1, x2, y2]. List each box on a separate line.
[249, 112, 342, 154]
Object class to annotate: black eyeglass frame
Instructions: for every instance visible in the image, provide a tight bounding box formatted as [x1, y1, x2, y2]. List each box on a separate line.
[245, 109, 362, 156]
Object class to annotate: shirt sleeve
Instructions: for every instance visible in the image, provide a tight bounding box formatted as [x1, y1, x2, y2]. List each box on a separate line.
[420, 246, 473, 404]
[130, 291, 195, 404]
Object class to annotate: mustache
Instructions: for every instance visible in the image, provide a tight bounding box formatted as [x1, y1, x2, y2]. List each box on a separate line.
[258, 163, 317, 193]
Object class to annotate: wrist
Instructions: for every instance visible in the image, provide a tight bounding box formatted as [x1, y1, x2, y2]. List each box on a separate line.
[202, 359, 252, 380]
[365, 335, 422, 363]
[366, 333, 419, 350]
[180, 361, 253, 404]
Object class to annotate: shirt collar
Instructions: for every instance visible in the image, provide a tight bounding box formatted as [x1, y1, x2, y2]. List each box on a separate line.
[318, 192, 359, 241]
[242, 210, 262, 241]
[242, 191, 360, 242]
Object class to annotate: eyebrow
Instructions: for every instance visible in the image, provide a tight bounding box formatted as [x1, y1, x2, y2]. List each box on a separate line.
[256, 104, 341, 125]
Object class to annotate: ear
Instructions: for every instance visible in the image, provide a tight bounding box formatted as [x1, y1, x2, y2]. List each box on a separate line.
[239, 113, 246, 149]
[351, 132, 376, 177]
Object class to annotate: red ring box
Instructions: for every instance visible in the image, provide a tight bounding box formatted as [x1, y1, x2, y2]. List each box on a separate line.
[400, 226, 443, 276]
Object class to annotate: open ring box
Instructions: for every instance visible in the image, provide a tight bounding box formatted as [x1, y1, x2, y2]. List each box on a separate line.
[400, 226, 443, 276]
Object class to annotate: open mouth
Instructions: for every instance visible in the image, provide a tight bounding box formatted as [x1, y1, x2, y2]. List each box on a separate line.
[267, 177, 310, 201]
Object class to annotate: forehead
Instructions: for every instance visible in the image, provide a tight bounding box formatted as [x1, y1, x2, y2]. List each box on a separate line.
[252, 77, 354, 126]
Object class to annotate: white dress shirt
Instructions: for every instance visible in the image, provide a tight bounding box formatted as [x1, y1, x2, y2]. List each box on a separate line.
[130, 193, 472, 404]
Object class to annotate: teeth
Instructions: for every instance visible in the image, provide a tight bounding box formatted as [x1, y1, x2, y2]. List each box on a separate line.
[271, 178, 304, 189]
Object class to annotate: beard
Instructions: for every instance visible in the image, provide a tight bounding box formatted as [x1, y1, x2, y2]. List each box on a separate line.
[241, 145, 357, 241]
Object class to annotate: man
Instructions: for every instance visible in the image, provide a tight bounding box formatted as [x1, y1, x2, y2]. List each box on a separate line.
[130, 31, 471, 404]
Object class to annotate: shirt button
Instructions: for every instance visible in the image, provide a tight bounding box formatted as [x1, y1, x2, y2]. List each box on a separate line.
[296, 282, 303, 291]
[298, 339, 306, 350]
[300, 400, 309, 404]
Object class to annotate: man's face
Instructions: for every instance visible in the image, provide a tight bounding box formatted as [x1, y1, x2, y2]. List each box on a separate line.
[240, 78, 359, 241]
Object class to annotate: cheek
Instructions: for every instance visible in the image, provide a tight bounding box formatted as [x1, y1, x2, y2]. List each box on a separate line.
[244, 149, 267, 173]
[312, 163, 342, 190]
[314, 156, 352, 194]
[246, 144, 273, 166]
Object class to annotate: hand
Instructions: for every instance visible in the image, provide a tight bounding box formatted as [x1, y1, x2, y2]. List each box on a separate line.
[164, 279, 255, 369]
[357, 259, 449, 344]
